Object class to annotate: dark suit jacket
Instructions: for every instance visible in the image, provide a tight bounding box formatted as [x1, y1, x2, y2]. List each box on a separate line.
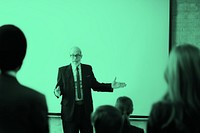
[122, 122, 144, 133]
[128, 125, 144, 133]
[56, 64, 113, 121]
[0, 74, 49, 133]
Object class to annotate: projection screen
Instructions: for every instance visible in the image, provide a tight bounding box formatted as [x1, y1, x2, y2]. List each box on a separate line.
[0, 0, 169, 116]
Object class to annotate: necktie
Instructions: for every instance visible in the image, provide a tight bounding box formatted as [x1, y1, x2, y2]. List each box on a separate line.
[76, 66, 81, 99]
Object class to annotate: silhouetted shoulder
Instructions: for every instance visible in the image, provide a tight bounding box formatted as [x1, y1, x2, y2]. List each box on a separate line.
[129, 125, 144, 133]
[15, 84, 46, 105]
[150, 101, 173, 121]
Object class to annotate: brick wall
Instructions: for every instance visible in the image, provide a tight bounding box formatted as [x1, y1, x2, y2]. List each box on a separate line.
[171, 0, 200, 48]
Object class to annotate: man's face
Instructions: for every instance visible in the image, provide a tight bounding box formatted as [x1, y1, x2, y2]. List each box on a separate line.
[70, 48, 82, 66]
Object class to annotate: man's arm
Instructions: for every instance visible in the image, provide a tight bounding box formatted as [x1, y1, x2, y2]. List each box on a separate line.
[54, 67, 63, 98]
[88, 65, 126, 91]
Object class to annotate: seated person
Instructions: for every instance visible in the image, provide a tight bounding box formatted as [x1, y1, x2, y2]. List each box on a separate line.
[115, 96, 144, 133]
[91, 105, 123, 133]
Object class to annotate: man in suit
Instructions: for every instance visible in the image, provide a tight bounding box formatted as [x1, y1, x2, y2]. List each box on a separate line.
[0, 24, 49, 133]
[115, 96, 144, 133]
[54, 46, 126, 133]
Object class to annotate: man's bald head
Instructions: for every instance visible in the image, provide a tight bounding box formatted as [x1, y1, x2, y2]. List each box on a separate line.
[69, 46, 82, 66]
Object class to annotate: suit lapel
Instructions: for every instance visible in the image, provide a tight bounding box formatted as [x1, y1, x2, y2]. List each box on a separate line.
[64, 65, 75, 92]
[64, 65, 73, 79]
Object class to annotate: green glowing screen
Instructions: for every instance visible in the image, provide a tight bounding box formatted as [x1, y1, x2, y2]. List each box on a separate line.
[0, 0, 169, 116]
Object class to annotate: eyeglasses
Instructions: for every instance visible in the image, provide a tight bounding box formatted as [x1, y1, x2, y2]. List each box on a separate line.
[70, 54, 82, 58]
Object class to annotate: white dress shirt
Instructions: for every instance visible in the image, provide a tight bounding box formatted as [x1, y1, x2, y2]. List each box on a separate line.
[71, 64, 83, 101]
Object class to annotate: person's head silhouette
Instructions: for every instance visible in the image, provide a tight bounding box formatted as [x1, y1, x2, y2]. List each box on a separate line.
[0, 24, 27, 72]
[91, 105, 123, 133]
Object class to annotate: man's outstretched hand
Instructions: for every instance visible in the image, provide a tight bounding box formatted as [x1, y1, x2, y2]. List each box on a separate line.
[111, 77, 127, 89]
[54, 86, 61, 98]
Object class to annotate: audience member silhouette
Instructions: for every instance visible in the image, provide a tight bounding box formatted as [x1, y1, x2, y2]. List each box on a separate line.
[91, 105, 123, 133]
[115, 96, 144, 133]
[147, 44, 200, 133]
[0, 24, 49, 133]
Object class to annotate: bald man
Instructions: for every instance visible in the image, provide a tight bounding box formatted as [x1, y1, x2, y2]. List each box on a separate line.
[54, 46, 126, 133]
